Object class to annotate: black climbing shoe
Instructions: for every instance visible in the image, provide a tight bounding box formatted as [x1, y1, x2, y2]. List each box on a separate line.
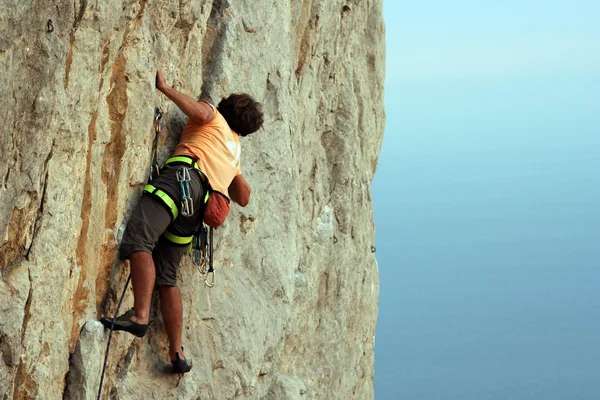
[99, 308, 148, 338]
[164, 350, 192, 374]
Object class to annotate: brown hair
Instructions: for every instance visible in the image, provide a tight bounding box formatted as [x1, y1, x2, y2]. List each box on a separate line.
[217, 93, 264, 137]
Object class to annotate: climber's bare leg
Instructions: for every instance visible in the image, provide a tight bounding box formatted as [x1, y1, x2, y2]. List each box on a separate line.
[158, 284, 186, 360]
[129, 251, 155, 325]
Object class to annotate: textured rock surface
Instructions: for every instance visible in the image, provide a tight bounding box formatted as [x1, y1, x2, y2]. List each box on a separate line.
[0, 0, 384, 398]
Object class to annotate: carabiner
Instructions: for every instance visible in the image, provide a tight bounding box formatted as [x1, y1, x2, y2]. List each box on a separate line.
[205, 271, 215, 288]
[154, 108, 162, 133]
[177, 168, 194, 217]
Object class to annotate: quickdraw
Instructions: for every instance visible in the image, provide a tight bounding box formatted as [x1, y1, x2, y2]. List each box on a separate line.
[191, 225, 205, 266]
[206, 227, 215, 287]
[149, 108, 162, 183]
[177, 167, 193, 217]
[190, 224, 215, 288]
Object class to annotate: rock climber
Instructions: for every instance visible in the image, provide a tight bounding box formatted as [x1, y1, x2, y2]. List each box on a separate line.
[100, 70, 264, 373]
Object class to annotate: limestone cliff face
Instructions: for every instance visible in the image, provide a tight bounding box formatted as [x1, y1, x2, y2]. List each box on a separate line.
[0, 1, 385, 398]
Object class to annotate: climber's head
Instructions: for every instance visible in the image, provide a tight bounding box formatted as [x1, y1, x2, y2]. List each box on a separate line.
[217, 93, 264, 137]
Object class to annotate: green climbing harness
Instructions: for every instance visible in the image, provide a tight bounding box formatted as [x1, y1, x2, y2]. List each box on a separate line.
[143, 184, 180, 220]
[142, 155, 210, 246]
[144, 139, 216, 287]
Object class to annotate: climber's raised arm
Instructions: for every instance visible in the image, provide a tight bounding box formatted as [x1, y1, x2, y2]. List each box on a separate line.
[156, 70, 214, 124]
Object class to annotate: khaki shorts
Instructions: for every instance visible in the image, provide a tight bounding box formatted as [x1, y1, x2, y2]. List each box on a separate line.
[120, 164, 206, 286]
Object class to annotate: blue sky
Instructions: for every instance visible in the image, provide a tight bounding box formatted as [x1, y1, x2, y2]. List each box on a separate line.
[386, 0, 600, 83]
[374, 1, 600, 399]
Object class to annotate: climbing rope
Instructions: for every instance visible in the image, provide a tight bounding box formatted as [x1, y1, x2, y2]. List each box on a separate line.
[97, 108, 162, 399]
[97, 107, 217, 398]
[97, 274, 130, 400]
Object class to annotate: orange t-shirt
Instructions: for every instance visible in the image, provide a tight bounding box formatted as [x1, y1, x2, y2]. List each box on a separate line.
[173, 101, 241, 195]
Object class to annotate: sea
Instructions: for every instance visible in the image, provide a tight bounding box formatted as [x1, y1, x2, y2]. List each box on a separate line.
[373, 75, 600, 399]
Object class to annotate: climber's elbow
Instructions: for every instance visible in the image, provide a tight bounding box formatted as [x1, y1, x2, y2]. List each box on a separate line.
[229, 175, 251, 207]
